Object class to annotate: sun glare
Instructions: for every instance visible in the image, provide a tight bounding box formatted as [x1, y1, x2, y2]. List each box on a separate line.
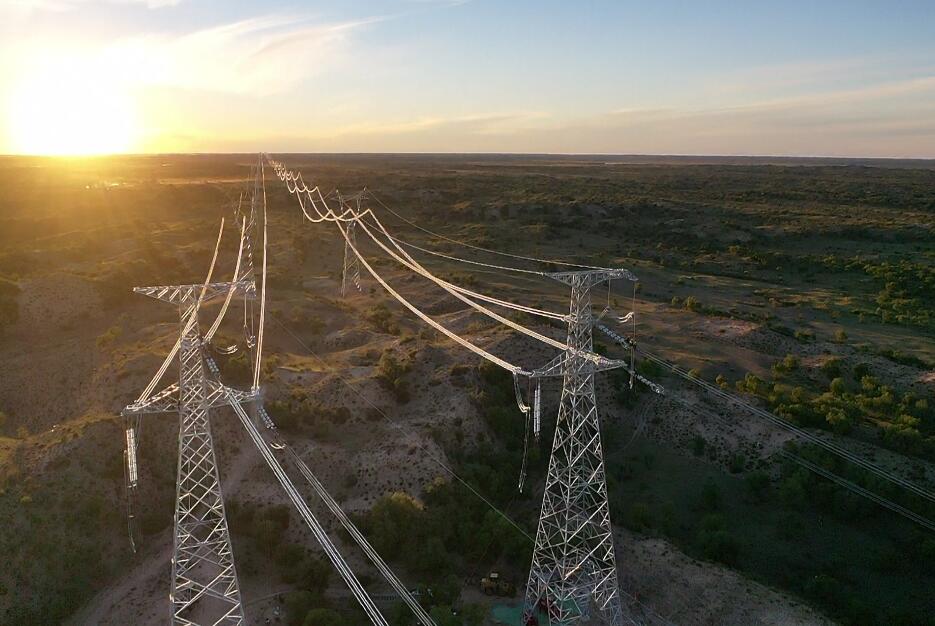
[7, 68, 138, 156]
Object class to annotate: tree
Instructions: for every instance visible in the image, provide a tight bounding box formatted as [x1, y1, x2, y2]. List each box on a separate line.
[285, 591, 315, 626]
[697, 514, 738, 564]
[825, 407, 850, 431]
[365, 492, 423, 559]
[744, 470, 770, 502]
[830, 377, 846, 396]
[699, 482, 721, 512]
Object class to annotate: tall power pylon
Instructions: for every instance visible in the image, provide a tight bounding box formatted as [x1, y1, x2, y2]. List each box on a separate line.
[523, 269, 635, 626]
[124, 279, 255, 625]
[341, 219, 362, 297]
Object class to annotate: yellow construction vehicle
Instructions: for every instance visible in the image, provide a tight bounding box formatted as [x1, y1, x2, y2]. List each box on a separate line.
[480, 572, 516, 597]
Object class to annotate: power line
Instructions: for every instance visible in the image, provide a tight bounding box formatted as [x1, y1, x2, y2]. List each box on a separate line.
[596, 323, 935, 524]
[229, 396, 389, 625]
[366, 190, 612, 271]
[270, 314, 533, 542]
[663, 389, 935, 533]
[272, 161, 634, 379]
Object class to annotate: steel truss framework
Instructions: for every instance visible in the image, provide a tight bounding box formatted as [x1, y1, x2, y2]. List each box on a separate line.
[341, 219, 362, 296]
[524, 270, 629, 626]
[128, 284, 246, 626]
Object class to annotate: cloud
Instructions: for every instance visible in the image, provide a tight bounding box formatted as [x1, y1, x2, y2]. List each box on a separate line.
[328, 111, 549, 138]
[1, 0, 181, 11]
[93, 13, 383, 96]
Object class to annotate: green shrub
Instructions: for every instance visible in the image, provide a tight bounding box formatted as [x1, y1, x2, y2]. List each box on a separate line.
[626, 502, 653, 531]
[821, 358, 843, 379]
[377, 351, 411, 403]
[696, 514, 738, 564]
[96, 325, 122, 348]
[699, 482, 721, 512]
[367, 303, 400, 334]
[772, 354, 800, 376]
[744, 470, 770, 502]
[285, 591, 316, 626]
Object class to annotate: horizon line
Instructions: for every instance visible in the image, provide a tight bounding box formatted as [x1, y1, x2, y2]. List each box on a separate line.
[2, 151, 935, 161]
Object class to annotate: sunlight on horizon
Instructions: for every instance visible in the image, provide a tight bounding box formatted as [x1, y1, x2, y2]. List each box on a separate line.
[6, 60, 140, 156]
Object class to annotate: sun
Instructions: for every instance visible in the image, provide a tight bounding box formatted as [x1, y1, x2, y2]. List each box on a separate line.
[7, 67, 139, 156]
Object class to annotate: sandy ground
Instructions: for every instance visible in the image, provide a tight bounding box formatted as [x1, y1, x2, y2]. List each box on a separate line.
[617, 530, 831, 626]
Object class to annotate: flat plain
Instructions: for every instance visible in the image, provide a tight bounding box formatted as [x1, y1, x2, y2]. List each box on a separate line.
[0, 154, 933, 625]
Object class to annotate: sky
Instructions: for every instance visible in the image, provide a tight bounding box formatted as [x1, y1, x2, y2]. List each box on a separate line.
[1, 0, 934, 156]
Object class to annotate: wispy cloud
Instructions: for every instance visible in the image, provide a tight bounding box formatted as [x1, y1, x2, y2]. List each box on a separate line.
[93, 13, 384, 96]
[1, 0, 181, 11]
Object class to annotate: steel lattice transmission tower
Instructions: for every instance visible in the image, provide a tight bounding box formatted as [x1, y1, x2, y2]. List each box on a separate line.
[338, 189, 364, 298]
[124, 280, 256, 625]
[341, 219, 362, 297]
[523, 269, 636, 626]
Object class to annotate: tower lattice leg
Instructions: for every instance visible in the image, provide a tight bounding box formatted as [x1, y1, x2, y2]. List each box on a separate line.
[523, 272, 624, 626]
[341, 220, 361, 297]
[171, 299, 244, 625]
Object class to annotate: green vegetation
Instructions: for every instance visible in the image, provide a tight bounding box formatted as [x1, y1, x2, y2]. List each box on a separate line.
[1, 155, 933, 624]
[228, 501, 334, 625]
[95, 324, 123, 347]
[376, 350, 411, 403]
[367, 302, 400, 335]
[268, 389, 350, 436]
[734, 357, 935, 458]
[820, 256, 935, 330]
[607, 434, 935, 626]
[0, 418, 163, 624]
[350, 362, 538, 621]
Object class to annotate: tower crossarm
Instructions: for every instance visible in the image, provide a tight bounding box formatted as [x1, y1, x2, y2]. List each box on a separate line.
[530, 349, 665, 394]
[122, 381, 258, 416]
[133, 280, 256, 305]
[123, 383, 180, 415]
[531, 353, 631, 378]
[547, 268, 637, 287]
